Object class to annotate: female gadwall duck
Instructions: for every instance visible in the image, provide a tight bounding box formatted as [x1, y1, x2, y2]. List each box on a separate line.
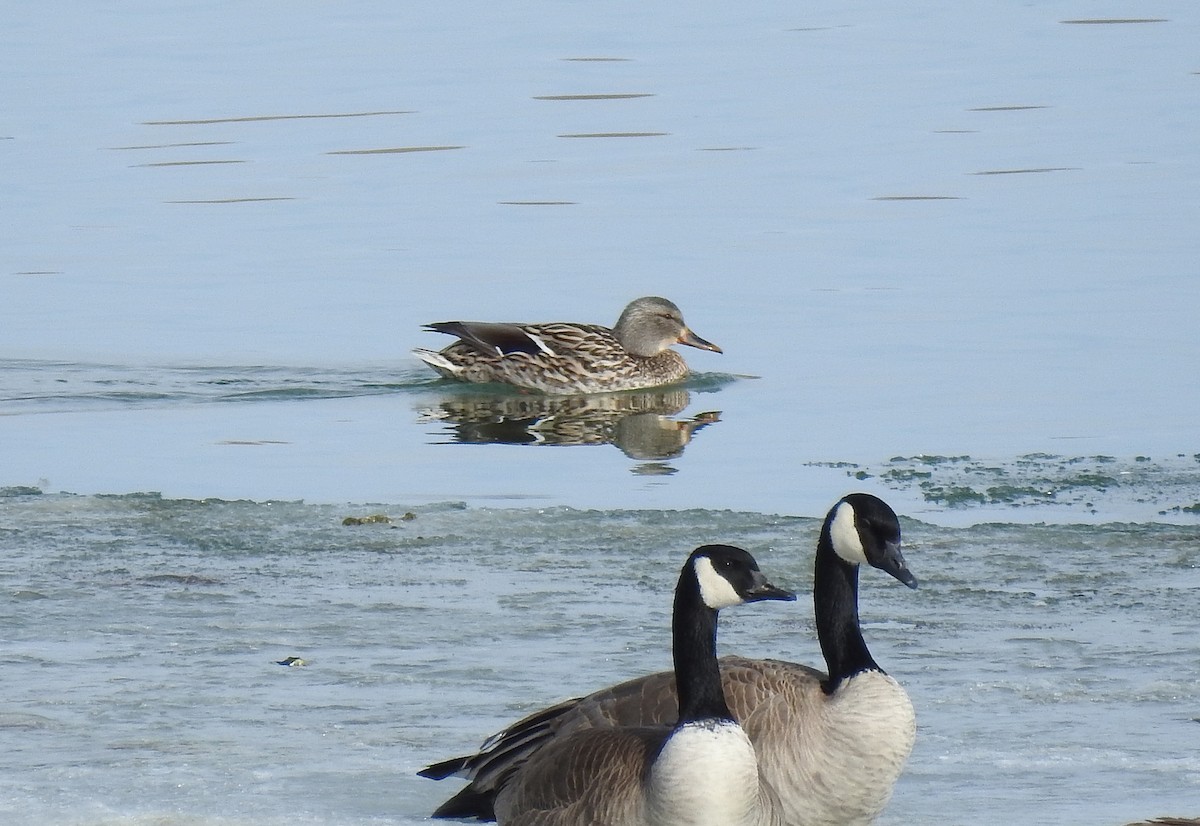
[412, 296, 721, 394]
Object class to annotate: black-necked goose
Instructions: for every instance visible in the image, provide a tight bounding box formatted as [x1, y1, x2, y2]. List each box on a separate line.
[421, 494, 919, 826]
[427, 544, 795, 826]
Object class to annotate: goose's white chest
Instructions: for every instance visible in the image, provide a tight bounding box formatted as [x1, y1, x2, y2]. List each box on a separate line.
[645, 720, 770, 826]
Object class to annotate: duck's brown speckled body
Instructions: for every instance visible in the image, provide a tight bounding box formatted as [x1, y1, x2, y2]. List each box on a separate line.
[412, 296, 721, 394]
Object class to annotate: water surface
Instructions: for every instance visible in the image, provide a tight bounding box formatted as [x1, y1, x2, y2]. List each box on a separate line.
[1, 492, 1198, 825]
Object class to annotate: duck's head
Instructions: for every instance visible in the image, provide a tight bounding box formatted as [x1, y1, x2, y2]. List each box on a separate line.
[614, 296, 723, 357]
[825, 493, 918, 589]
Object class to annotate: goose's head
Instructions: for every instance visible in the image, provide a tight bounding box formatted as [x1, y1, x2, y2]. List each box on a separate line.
[687, 544, 796, 610]
[826, 493, 918, 589]
[613, 296, 723, 358]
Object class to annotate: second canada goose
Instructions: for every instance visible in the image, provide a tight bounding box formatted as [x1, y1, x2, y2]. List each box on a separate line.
[438, 544, 796, 826]
[421, 493, 919, 826]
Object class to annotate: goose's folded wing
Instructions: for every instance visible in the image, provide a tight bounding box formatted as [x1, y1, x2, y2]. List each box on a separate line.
[495, 727, 665, 826]
[419, 656, 825, 819]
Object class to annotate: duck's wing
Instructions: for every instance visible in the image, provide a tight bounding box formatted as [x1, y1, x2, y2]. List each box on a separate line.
[424, 321, 558, 357]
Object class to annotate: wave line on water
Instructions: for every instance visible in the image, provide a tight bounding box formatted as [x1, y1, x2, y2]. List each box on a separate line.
[326, 146, 465, 155]
[532, 93, 655, 100]
[166, 197, 296, 204]
[0, 360, 437, 415]
[143, 110, 415, 125]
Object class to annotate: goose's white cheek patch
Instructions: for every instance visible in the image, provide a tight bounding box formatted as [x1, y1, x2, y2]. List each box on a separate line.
[830, 501, 868, 565]
[694, 557, 742, 609]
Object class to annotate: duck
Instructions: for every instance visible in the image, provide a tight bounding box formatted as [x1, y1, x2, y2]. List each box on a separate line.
[420, 493, 919, 826]
[412, 296, 722, 394]
[430, 544, 796, 826]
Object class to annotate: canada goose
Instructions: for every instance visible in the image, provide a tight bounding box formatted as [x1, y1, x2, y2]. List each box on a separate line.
[421, 493, 919, 826]
[432, 544, 795, 826]
[412, 296, 722, 394]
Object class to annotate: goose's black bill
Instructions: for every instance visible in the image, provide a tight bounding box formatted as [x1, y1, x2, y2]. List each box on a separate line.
[878, 540, 918, 589]
[743, 571, 796, 603]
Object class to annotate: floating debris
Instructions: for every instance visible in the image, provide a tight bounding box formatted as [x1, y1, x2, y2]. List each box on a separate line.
[140, 574, 221, 586]
[0, 486, 44, 497]
[809, 453, 1200, 515]
[342, 512, 415, 526]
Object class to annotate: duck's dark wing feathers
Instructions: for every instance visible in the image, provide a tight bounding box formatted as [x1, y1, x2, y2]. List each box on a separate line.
[425, 321, 549, 357]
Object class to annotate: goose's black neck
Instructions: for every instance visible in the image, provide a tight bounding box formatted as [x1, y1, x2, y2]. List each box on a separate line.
[672, 569, 733, 724]
[814, 527, 880, 694]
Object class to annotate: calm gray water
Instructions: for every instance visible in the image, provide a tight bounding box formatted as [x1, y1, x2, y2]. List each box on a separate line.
[3, 1, 1200, 824]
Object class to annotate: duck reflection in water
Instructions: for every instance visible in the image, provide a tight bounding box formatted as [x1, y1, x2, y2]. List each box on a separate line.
[417, 387, 720, 463]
